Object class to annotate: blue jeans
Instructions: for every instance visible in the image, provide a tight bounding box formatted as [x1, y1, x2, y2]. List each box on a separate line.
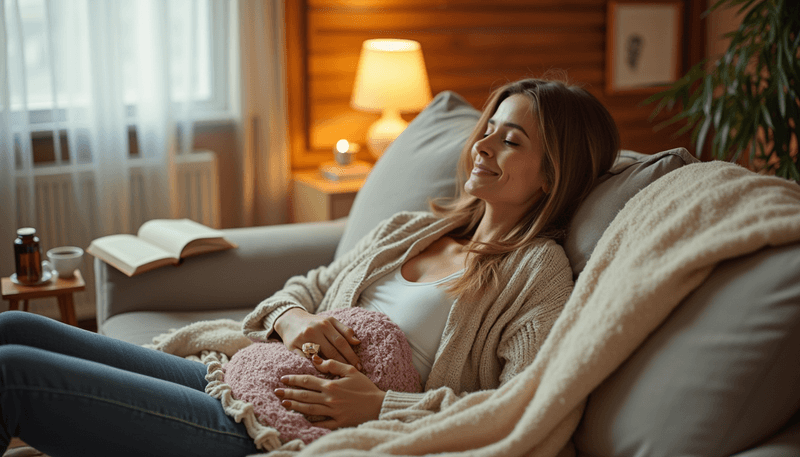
[0, 311, 260, 457]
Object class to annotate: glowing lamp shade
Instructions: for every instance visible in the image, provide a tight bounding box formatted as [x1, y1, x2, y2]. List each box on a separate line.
[351, 39, 432, 159]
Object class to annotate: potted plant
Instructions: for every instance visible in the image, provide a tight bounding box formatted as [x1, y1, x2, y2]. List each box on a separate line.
[646, 0, 799, 181]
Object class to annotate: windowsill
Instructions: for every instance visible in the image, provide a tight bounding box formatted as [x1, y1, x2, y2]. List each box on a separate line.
[16, 150, 218, 178]
[28, 111, 239, 139]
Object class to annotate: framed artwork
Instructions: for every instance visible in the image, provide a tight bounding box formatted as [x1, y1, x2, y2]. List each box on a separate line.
[606, 0, 684, 94]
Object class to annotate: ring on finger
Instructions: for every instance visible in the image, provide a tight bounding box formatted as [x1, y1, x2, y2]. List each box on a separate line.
[302, 342, 320, 358]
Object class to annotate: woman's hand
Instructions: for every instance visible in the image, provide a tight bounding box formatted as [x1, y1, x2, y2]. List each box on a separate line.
[275, 355, 386, 430]
[274, 308, 362, 369]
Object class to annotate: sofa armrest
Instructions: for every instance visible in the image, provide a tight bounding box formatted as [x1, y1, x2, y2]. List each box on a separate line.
[95, 219, 346, 329]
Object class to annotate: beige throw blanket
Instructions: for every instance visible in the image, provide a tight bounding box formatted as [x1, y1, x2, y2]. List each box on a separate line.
[145, 319, 250, 364]
[150, 161, 800, 457]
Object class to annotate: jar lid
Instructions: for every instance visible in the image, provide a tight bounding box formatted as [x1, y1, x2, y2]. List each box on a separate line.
[16, 227, 36, 236]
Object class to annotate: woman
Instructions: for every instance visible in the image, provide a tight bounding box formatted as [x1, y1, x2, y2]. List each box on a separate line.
[0, 77, 619, 456]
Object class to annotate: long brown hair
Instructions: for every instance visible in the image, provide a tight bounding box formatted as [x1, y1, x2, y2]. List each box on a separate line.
[432, 76, 620, 296]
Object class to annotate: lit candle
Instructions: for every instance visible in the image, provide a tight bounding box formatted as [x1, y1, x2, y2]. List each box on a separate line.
[336, 139, 350, 154]
[320, 139, 370, 181]
[333, 139, 358, 166]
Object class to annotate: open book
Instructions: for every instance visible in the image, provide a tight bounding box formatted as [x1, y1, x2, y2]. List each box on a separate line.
[87, 219, 237, 277]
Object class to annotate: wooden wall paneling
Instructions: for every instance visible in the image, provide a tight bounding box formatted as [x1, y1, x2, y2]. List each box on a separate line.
[287, 0, 706, 170]
[285, 0, 315, 169]
[304, 1, 607, 160]
[309, 30, 605, 55]
[310, 0, 607, 7]
[309, 10, 605, 31]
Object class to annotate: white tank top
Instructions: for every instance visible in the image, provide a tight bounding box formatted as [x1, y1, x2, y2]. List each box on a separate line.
[359, 265, 463, 384]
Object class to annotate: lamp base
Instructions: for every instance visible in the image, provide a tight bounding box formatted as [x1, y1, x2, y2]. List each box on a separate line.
[366, 109, 408, 159]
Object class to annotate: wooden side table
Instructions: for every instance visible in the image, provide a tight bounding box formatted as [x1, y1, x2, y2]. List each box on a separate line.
[291, 171, 366, 222]
[1, 270, 85, 326]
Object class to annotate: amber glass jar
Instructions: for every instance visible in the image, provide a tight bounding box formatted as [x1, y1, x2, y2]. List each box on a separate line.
[14, 227, 42, 284]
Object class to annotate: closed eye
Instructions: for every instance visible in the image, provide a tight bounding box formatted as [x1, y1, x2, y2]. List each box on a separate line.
[483, 127, 518, 146]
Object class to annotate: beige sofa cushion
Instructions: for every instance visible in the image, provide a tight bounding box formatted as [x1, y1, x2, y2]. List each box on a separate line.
[101, 308, 254, 346]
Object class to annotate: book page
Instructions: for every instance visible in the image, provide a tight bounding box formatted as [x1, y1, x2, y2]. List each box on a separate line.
[137, 219, 224, 258]
[181, 238, 236, 257]
[88, 234, 176, 274]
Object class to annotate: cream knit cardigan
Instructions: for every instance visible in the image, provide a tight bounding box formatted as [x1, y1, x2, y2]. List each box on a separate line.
[242, 211, 575, 421]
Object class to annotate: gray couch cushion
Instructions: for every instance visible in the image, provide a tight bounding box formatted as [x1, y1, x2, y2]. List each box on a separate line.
[335, 91, 480, 259]
[101, 308, 255, 346]
[565, 148, 699, 277]
[731, 411, 800, 456]
[574, 241, 800, 457]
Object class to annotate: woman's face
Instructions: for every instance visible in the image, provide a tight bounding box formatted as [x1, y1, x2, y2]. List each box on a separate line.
[464, 94, 549, 212]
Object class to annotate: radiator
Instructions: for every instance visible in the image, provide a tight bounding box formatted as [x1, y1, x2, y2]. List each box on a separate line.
[172, 150, 222, 230]
[11, 150, 220, 322]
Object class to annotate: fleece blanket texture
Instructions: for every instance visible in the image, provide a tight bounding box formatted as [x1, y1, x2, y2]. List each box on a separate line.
[148, 161, 800, 457]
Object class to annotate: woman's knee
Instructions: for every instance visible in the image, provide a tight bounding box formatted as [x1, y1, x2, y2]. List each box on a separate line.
[0, 344, 35, 385]
[0, 343, 28, 364]
[0, 311, 51, 345]
[0, 344, 74, 391]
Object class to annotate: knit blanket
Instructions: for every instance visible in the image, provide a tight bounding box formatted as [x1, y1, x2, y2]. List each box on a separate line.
[149, 161, 800, 457]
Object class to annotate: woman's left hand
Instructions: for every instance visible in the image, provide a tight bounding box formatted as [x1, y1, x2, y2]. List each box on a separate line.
[275, 355, 386, 430]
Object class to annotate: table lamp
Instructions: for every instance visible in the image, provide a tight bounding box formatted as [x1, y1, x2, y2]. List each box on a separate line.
[351, 39, 432, 159]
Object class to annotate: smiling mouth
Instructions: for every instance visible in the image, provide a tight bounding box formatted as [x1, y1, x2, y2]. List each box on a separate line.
[471, 166, 499, 176]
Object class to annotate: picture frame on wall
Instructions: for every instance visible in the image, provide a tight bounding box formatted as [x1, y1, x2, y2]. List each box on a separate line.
[606, 0, 684, 94]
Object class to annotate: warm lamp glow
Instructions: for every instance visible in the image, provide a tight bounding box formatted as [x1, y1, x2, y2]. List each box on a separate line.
[351, 39, 432, 159]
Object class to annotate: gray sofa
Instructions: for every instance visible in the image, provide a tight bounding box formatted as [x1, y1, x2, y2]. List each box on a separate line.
[95, 91, 800, 457]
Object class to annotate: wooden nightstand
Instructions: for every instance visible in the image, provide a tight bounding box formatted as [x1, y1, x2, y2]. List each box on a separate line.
[291, 171, 366, 222]
[1, 270, 85, 326]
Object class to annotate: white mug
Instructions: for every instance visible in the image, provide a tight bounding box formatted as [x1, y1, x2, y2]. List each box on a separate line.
[46, 246, 84, 278]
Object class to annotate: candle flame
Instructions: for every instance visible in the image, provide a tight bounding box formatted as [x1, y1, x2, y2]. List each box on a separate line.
[336, 139, 350, 153]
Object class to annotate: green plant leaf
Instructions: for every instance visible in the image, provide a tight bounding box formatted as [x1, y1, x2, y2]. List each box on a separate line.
[760, 103, 775, 129]
[789, 165, 800, 183]
[735, 46, 752, 79]
[655, 110, 693, 132]
[718, 122, 731, 160]
[696, 115, 713, 155]
[792, 29, 800, 53]
[703, 75, 714, 117]
[677, 122, 696, 138]
[790, 149, 800, 181]
[713, 96, 725, 128]
[750, 109, 761, 162]
[781, 26, 794, 63]
[756, 137, 768, 162]
[707, 0, 735, 15]
[731, 112, 754, 163]
[735, 0, 759, 15]
[777, 76, 787, 117]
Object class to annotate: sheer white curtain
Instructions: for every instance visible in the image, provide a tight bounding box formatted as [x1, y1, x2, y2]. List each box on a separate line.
[239, 0, 289, 226]
[0, 0, 200, 308]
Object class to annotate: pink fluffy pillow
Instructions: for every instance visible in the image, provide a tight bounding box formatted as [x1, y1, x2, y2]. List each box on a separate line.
[222, 308, 422, 445]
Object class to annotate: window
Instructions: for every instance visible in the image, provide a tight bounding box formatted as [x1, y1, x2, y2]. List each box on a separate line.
[4, 0, 235, 127]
